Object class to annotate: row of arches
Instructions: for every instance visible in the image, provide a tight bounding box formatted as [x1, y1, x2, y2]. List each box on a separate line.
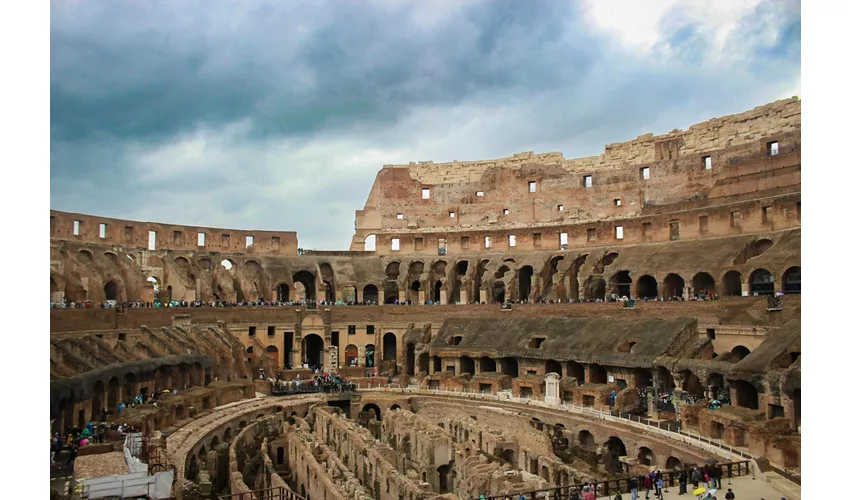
[265, 332, 399, 371]
[53, 241, 800, 303]
[587, 267, 800, 300]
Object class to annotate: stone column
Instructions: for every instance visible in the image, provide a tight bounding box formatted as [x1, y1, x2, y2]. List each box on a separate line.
[399, 289, 407, 303]
[459, 289, 468, 305]
[439, 288, 447, 305]
[378, 288, 385, 305]
[418, 290, 425, 304]
[480, 288, 489, 304]
[474, 359, 481, 374]
[544, 373, 561, 405]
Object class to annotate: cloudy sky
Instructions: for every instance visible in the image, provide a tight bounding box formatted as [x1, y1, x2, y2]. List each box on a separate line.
[50, 0, 800, 250]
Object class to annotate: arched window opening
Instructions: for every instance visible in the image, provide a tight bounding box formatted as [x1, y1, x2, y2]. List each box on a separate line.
[610, 270, 632, 298]
[722, 270, 743, 296]
[783, 266, 801, 294]
[749, 269, 775, 297]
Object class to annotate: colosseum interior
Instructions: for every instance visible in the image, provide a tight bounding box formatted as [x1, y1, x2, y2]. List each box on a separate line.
[50, 97, 801, 500]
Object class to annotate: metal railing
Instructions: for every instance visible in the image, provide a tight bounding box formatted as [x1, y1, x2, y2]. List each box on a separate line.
[218, 486, 306, 500]
[267, 384, 357, 397]
[474, 461, 750, 500]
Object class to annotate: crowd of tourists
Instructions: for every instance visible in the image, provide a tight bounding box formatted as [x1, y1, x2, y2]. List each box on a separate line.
[51, 292, 725, 310]
[51, 421, 143, 465]
[265, 370, 356, 395]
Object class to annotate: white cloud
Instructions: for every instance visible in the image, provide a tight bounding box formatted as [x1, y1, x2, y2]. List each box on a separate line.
[581, 0, 763, 62]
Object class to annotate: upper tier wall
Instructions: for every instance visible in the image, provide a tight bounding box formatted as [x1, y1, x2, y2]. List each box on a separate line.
[398, 98, 801, 182]
[351, 98, 801, 249]
[50, 210, 299, 256]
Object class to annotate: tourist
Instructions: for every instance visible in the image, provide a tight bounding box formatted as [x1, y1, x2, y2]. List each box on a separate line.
[711, 465, 722, 488]
[677, 470, 687, 495]
[628, 476, 638, 500]
[723, 489, 734, 500]
[643, 475, 652, 499]
[690, 468, 701, 489]
[655, 473, 663, 496]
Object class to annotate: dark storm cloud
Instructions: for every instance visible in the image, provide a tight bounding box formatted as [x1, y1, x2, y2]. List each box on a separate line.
[50, 0, 801, 249]
[51, 1, 600, 143]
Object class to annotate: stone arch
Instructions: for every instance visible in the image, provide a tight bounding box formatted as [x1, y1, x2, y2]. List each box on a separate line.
[492, 280, 506, 303]
[662, 273, 685, 299]
[344, 345, 358, 366]
[220, 259, 236, 272]
[390, 404, 401, 411]
[782, 266, 801, 294]
[382, 332, 397, 362]
[566, 361, 585, 385]
[692, 272, 716, 295]
[480, 356, 496, 372]
[275, 282, 290, 302]
[544, 359, 562, 376]
[64, 278, 87, 303]
[197, 258, 213, 271]
[363, 284, 379, 304]
[518, 265, 534, 301]
[383, 281, 398, 304]
[578, 430, 595, 449]
[665, 456, 683, 470]
[319, 263, 335, 302]
[610, 270, 632, 297]
[749, 268, 775, 296]
[501, 357, 519, 377]
[362, 403, 382, 421]
[174, 256, 190, 269]
[432, 279, 443, 303]
[604, 436, 626, 457]
[301, 334, 324, 369]
[385, 261, 400, 281]
[722, 270, 743, 296]
[637, 446, 656, 467]
[459, 356, 475, 375]
[266, 345, 279, 369]
[292, 270, 316, 301]
[636, 275, 658, 298]
[103, 252, 119, 265]
[103, 280, 119, 301]
[584, 276, 606, 300]
[682, 370, 704, 395]
[731, 345, 751, 361]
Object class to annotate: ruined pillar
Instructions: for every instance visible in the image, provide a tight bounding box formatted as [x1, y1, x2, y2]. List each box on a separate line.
[459, 289, 468, 305]
[439, 288, 447, 305]
[544, 373, 561, 405]
[378, 288, 385, 305]
[479, 288, 489, 304]
[474, 359, 481, 374]
[418, 290, 425, 304]
[399, 289, 407, 303]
